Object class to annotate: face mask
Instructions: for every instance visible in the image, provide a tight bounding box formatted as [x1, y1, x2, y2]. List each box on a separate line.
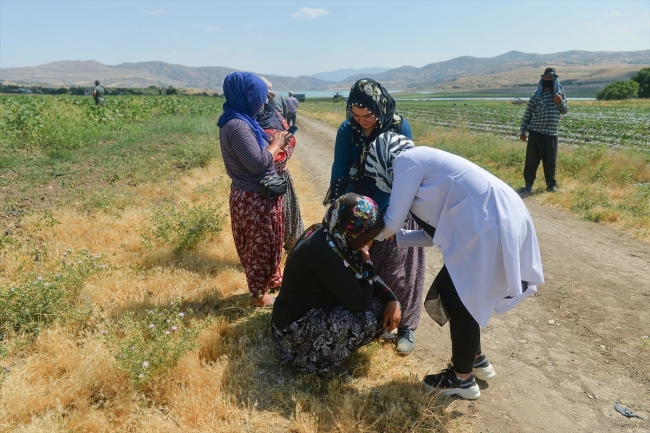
[543, 79, 554, 89]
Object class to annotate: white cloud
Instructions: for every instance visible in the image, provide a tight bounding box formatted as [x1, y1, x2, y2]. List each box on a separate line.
[206, 26, 218, 32]
[602, 11, 622, 19]
[142, 9, 165, 16]
[248, 35, 265, 40]
[245, 24, 254, 28]
[291, 8, 329, 19]
[206, 46, 229, 53]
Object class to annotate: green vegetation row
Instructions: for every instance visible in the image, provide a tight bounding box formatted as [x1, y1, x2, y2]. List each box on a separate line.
[331, 99, 649, 148]
[0, 94, 224, 149]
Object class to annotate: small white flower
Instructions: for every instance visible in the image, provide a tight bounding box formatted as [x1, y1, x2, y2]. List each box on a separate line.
[149, 324, 155, 329]
[178, 312, 185, 317]
[142, 361, 150, 368]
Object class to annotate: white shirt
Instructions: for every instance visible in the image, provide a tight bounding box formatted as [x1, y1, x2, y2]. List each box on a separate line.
[382, 147, 544, 327]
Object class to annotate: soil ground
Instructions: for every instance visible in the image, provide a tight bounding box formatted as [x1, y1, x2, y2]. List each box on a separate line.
[293, 115, 650, 433]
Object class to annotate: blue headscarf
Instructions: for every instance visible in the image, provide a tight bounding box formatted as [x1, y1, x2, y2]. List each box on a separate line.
[533, 77, 564, 99]
[217, 72, 270, 150]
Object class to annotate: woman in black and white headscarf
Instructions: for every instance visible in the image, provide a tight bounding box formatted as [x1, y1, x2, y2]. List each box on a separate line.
[326, 78, 425, 356]
[366, 131, 545, 400]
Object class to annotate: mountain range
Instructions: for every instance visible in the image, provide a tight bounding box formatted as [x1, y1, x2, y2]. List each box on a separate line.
[1, 50, 648, 93]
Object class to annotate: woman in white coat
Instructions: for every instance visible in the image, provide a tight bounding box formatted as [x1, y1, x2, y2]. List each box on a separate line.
[366, 132, 544, 400]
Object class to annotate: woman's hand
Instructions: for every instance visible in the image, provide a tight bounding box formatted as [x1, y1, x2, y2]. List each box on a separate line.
[360, 245, 371, 263]
[267, 131, 291, 160]
[270, 131, 290, 148]
[383, 301, 401, 333]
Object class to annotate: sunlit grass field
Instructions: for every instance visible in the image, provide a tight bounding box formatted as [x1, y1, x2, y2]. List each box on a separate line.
[0, 95, 468, 433]
[301, 99, 650, 241]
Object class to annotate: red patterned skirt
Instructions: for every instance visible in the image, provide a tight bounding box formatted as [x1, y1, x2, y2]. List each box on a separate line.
[229, 187, 284, 298]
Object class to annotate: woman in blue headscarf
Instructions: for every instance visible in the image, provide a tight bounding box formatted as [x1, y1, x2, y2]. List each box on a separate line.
[218, 72, 291, 307]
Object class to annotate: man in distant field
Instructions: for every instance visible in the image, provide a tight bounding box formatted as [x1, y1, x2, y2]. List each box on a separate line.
[286, 91, 300, 127]
[519, 67, 568, 193]
[92, 80, 105, 106]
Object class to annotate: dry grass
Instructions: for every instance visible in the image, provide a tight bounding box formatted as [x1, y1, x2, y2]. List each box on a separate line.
[0, 152, 468, 432]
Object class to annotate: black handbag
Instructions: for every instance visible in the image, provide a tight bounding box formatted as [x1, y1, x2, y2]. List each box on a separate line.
[259, 175, 287, 199]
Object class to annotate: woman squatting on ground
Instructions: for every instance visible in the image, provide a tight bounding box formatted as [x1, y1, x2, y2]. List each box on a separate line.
[271, 193, 402, 379]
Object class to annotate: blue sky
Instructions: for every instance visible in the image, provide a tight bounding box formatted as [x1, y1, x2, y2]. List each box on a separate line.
[1, 1, 648, 77]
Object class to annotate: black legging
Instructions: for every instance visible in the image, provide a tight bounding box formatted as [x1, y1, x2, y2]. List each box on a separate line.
[432, 265, 481, 374]
[411, 213, 481, 374]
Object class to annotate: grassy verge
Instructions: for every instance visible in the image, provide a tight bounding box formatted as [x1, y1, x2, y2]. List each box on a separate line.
[0, 105, 469, 432]
[300, 100, 650, 241]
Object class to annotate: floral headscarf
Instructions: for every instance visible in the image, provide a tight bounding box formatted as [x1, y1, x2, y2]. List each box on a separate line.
[292, 193, 381, 282]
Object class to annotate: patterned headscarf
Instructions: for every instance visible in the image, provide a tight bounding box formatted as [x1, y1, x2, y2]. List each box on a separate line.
[217, 72, 270, 150]
[365, 132, 415, 193]
[346, 78, 405, 181]
[291, 193, 382, 282]
[347, 78, 404, 145]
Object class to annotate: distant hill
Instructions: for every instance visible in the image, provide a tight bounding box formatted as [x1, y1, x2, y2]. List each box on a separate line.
[311, 67, 390, 83]
[0, 60, 332, 92]
[1, 50, 648, 94]
[336, 50, 650, 94]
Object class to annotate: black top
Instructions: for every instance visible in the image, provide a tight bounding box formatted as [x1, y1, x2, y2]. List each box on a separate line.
[272, 227, 397, 330]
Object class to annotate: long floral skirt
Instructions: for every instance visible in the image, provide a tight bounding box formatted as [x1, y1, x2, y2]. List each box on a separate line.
[280, 169, 304, 252]
[229, 187, 284, 299]
[370, 217, 426, 330]
[271, 298, 385, 374]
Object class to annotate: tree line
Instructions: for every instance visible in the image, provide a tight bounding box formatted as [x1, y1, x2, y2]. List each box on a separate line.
[0, 83, 223, 97]
[596, 68, 650, 100]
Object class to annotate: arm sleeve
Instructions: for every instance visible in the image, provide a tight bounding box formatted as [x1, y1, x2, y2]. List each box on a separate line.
[227, 123, 274, 174]
[398, 118, 413, 140]
[282, 98, 288, 118]
[396, 229, 435, 248]
[520, 97, 535, 135]
[330, 121, 354, 185]
[558, 91, 569, 114]
[381, 156, 424, 239]
[314, 248, 374, 311]
[372, 277, 398, 303]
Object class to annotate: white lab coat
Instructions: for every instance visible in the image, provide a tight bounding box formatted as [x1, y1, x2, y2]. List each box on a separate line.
[382, 147, 544, 328]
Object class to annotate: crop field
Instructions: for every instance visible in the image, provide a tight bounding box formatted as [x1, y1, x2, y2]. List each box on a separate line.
[0, 94, 223, 148]
[398, 100, 650, 147]
[319, 99, 650, 148]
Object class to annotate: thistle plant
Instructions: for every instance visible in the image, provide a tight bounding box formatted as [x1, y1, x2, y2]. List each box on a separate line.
[104, 301, 202, 386]
[0, 249, 112, 335]
[141, 201, 226, 253]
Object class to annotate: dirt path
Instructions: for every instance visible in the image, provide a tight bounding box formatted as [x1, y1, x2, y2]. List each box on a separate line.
[292, 115, 650, 433]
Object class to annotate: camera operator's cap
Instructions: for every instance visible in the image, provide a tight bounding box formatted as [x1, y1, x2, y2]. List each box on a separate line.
[541, 67, 559, 77]
[259, 76, 275, 97]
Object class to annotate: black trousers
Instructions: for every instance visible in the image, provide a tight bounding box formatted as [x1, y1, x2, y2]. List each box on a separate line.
[412, 213, 481, 374]
[432, 265, 481, 374]
[524, 130, 558, 189]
